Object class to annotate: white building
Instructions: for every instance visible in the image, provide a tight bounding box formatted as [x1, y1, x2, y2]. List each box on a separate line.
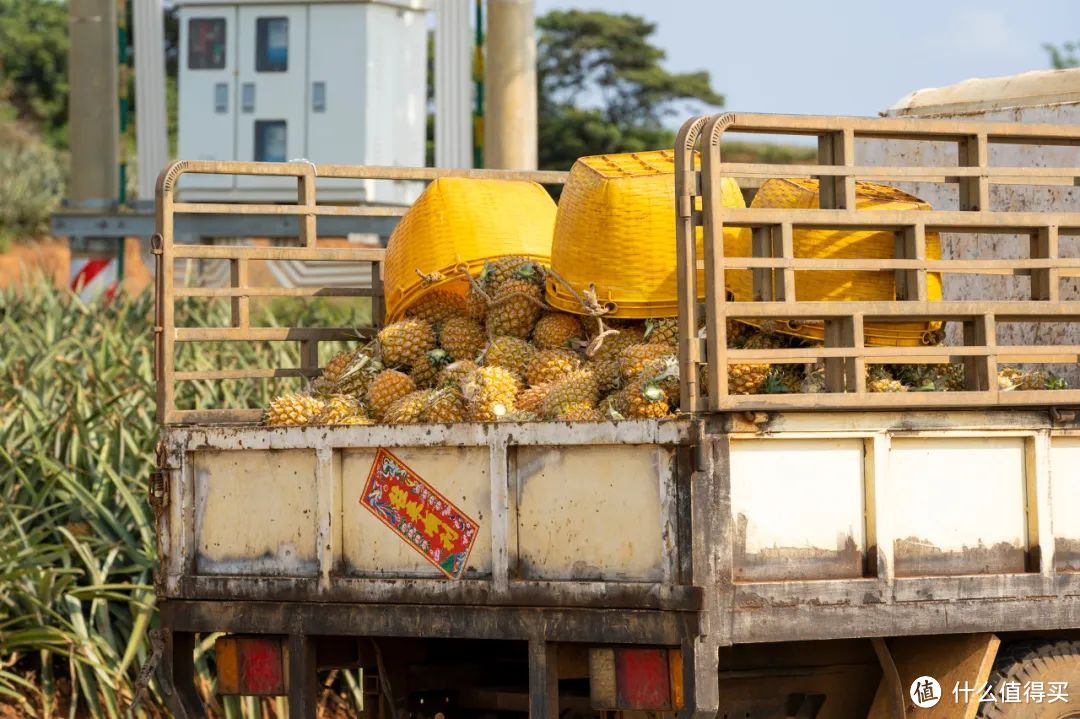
[176, 0, 428, 203]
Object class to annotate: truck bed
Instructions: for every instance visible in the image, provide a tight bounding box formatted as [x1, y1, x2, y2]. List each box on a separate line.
[155, 410, 1080, 647]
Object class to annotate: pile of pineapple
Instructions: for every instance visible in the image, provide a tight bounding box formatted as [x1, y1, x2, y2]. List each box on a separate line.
[264, 257, 1066, 427]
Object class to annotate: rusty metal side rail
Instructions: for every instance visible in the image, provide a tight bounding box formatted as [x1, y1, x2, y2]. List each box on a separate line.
[155, 160, 567, 425]
[674, 113, 1080, 413]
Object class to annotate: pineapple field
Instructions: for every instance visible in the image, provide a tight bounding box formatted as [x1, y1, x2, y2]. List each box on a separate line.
[0, 281, 376, 718]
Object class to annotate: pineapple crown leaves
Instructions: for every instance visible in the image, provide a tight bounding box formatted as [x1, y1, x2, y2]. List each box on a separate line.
[1047, 374, 1069, 390]
[640, 381, 666, 403]
[761, 369, 793, 395]
[643, 317, 671, 342]
[426, 348, 451, 367]
[511, 261, 545, 284]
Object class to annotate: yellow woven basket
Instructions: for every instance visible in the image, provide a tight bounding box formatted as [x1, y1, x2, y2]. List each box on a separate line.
[384, 177, 557, 322]
[546, 150, 749, 319]
[738, 178, 943, 347]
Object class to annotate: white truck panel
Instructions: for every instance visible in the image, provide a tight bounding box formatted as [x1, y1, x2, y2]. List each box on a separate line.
[1051, 437, 1080, 572]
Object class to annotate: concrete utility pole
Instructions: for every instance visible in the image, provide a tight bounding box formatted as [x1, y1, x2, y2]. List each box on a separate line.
[133, 0, 169, 206]
[435, 0, 474, 168]
[483, 0, 537, 170]
[68, 0, 120, 208]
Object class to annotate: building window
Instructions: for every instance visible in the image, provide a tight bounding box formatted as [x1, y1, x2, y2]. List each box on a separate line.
[255, 121, 287, 162]
[188, 18, 226, 69]
[256, 17, 289, 72]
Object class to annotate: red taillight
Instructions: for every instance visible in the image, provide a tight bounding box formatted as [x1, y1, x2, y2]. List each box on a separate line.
[216, 635, 285, 696]
[590, 647, 684, 711]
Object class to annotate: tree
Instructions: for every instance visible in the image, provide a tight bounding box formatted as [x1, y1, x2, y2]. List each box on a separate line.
[0, 0, 69, 146]
[536, 10, 723, 170]
[1044, 41, 1080, 69]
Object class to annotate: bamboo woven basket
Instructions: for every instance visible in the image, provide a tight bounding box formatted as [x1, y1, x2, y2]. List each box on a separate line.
[384, 177, 557, 322]
[736, 178, 944, 346]
[546, 150, 749, 319]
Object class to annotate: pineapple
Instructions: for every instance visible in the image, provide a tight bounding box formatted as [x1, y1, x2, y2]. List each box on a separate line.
[557, 402, 604, 422]
[321, 349, 355, 385]
[601, 390, 629, 419]
[504, 410, 540, 423]
[623, 381, 671, 419]
[800, 365, 827, 394]
[481, 256, 543, 291]
[998, 367, 1048, 391]
[725, 319, 753, 348]
[482, 336, 536, 380]
[423, 388, 468, 423]
[533, 313, 584, 350]
[340, 414, 374, 426]
[365, 369, 417, 420]
[377, 319, 436, 369]
[464, 286, 489, 323]
[462, 366, 519, 421]
[589, 357, 623, 394]
[265, 393, 325, 426]
[410, 348, 452, 388]
[439, 316, 486, 362]
[619, 343, 675, 381]
[728, 363, 770, 395]
[636, 356, 680, 400]
[438, 360, 480, 388]
[643, 318, 678, 347]
[762, 366, 801, 394]
[313, 394, 364, 425]
[404, 290, 467, 324]
[539, 369, 599, 419]
[383, 390, 434, 424]
[526, 348, 582, 387]
[334, 351, 383, 398]
[486, 278, 544, 338]
[515, 383, 552, 414]
[893, 363, 965, 392]
[308, 376, 335, 398]
[867, 366, 907, 393]
[589, 324, 645, 362]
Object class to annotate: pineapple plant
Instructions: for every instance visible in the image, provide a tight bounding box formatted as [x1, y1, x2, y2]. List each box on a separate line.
[462, 366, 519, 421]
[365, 369, 418, 420]
[404, 290, 467, 324]
[440, 316, 487, 362]
[619, 343, 675, 381]
[482, 336, 536, 380]
[265, 393, 325, 426]
[410, 348, 452, 388]
[533, 313, 584, 349]
[539, 369, 599, 419]
[526, 348, 582, 387]
[377, 319, 436, 369]
[486, 277, 544, 338]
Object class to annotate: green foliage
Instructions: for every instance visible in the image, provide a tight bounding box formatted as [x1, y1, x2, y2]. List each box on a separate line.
[0, 282, 368, 716]
[1044, 41, 1080, 69]
[0, 117, 65, 249]
[0, 0, 69, 147]
[536, 10, 723, 170]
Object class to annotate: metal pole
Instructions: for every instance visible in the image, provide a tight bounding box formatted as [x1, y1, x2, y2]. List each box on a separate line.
[483, 0, 537, 170]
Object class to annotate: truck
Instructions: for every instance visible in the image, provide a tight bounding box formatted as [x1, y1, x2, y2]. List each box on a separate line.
[150, 113, 1080, 719]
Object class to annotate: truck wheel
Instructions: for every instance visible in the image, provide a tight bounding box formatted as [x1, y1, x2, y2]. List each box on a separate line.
[978, 640, 1080, 718]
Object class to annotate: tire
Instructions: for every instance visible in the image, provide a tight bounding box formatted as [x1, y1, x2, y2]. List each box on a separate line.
[978, 640, 1080, 718]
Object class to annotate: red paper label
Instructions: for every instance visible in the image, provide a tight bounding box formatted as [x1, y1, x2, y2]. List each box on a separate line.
[360, 448, 479, 579]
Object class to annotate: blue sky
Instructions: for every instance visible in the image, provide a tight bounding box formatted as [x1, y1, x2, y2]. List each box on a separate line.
[533, 0, 1080, 119]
